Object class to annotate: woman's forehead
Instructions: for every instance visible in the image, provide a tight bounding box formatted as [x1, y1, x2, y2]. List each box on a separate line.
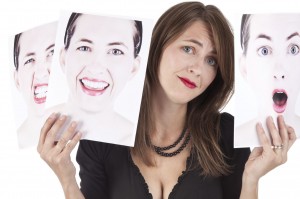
[249, 14, 300, 37]
[74, 14, 134, 33]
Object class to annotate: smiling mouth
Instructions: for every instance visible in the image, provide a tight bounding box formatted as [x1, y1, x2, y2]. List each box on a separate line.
[80, 78, 110, 96]
[34, 84, 48, 104]
[272, 89, 288, 113]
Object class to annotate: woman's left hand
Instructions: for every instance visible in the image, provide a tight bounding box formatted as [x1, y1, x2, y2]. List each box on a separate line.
[243, 115, 296, 185]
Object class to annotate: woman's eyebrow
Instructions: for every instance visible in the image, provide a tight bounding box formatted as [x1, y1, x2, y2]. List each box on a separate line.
[24, 52, 35, 57]
[287, 32, 299, 41]
[77, 38, 93, 44]
[107, 42, 128, 49]
[255, 34, 272, 41]
[184, 39, 203, 47]
[45, 44, 55, 51]
[183, 39, 216, 54]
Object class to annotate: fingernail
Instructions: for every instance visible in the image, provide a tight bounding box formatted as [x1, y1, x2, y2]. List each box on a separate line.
[71, 121, 77, 127]
[257, 122, 263, 128]
[76, 132, 82, 138]
[59, 115, 66, 120]
[268, 116, 274, 122]
[49, 112, 57, 119]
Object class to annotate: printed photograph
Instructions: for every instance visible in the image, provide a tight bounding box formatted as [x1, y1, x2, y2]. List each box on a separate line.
[46, 11, 153, 146]
[11, 21, 57, 148]
[234, 13, 300, 147]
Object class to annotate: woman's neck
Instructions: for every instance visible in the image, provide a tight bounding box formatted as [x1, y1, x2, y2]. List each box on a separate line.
[151, 88, 187, 142]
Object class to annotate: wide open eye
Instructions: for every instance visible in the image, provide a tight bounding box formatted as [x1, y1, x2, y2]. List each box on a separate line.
[289, 44, 299, 55]
[257, 46, 271, 56]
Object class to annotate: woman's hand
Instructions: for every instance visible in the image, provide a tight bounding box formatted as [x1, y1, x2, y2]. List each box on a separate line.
[240, 115, 296, 198]
[37, 113, 84, 199]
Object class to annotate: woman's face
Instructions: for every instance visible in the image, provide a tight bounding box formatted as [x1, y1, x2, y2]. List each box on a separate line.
[15, 22, 56, 116]
[241, 14, 300, 115]
[158, 20, 218, 104]
[61, 14, 139, 112]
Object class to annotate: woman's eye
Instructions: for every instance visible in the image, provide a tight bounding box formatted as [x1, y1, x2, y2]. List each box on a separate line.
[24, 58, 34, 65]
[108, 49, 124, 55]
[77, 46, 91, 52]
[182, 46, 194, 54]
[47, 49, 54, 57]
[289, 44, 299, 55]
[206, 57, 217, 67]
[257, 46, 271, 56]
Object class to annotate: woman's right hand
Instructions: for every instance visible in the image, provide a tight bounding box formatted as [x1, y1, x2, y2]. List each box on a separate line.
[37, 113, 83, 198]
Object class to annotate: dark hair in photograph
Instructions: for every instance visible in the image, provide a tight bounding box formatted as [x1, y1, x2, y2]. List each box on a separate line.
[63, 12, 143, 57]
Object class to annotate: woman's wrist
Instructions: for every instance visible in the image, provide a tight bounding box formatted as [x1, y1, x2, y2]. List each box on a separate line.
[61, 178, 85, 199]
[240, 173, 259, 199]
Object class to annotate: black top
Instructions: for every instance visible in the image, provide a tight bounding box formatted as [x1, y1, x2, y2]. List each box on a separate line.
[76, 113, 250, 199]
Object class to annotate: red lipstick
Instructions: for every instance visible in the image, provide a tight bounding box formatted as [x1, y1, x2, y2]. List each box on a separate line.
[178, 77, 197, 89]
[34, 84, 48, 104]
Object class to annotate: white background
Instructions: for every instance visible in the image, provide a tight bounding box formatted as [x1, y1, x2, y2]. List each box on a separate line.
[1, 0, 300, 198]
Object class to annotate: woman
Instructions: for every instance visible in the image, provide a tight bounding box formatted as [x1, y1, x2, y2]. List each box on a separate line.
[38, 2, 296, 199]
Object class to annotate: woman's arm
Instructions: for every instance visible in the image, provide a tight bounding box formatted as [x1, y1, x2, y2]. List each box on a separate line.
[37, 113, 85, 199]
[240, 116, 296, 199]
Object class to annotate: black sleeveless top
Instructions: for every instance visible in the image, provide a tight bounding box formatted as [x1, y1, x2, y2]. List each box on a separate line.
[76, 113, 250, 199]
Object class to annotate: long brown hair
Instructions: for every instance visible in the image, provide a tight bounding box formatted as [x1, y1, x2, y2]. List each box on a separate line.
[133, 1, 234, 177]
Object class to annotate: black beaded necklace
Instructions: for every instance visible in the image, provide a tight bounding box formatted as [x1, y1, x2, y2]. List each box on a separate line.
[152, 128, 191, 157]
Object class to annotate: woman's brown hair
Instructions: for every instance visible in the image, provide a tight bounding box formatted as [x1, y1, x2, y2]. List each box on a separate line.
[133, 1, 234, 177]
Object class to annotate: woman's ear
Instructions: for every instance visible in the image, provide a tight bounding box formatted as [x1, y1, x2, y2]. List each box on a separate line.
[14, 70, 20, 90]
[59, 48, 66, 73]
[129, 55, 140, 79]
[239, 54, 247, 80]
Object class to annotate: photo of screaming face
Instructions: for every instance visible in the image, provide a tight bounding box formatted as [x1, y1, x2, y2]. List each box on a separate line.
[46, 12, 152, 146]
[12, 22, 57, 148]
[235, 13, 300, 147]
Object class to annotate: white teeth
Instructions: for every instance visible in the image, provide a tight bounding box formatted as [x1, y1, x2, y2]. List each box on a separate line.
[81, 79, 109, 90]
[34, 86, 48, 98]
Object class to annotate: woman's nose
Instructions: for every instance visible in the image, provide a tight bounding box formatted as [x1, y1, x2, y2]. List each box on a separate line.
[35, 61, 50, 78]
[273, 74, 285, 79]
[187, 61, 202, 76]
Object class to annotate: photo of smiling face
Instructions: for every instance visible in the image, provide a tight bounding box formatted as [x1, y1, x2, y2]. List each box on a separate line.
[14, 22, 56, 116]
[60, 14, 140, 112]
[44, 12, 150, 146]
[235, 13, 300, 147]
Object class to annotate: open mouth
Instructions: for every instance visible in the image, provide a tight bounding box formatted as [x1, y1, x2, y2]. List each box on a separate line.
[80, 78, 109, 96]
[34, 84, 48, 104]
[272, 89, 288, 113]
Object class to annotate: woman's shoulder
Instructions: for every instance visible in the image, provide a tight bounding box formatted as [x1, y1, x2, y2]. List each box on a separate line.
[219, 112, 250, 156]
[219, 112, 234, 141]
[77, 139, 129, 161]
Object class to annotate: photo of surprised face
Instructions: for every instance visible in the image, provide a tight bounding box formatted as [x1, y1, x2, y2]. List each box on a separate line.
[235, 13, 300, 147]
[12, 22, 57, 148]
[46, 12, 152, 146]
